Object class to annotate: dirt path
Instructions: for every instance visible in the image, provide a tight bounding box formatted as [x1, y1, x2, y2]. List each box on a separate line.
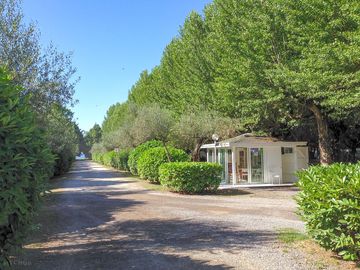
[13, 160, 313, 270]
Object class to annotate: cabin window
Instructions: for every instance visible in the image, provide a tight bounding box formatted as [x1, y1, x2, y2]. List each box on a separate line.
[219, 149, 226, 181]
[281, 147, 293, 155]
[199, 149, 207, 162]
[227, 149, 232, 182]
[208, 149, 213, 162]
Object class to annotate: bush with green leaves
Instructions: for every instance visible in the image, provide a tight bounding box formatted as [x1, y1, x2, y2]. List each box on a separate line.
[44, 105, 79, 176]
[102, 151, 116, 167]
[91, 150, 130, 172]
[297, 163, 360, 261]
[91, 152, 104, 164]
[137, 147, 190, 183]
[112, 150, 130, 171]
[53, 148, 75, 176]
[0, 69, 55, 266]
[159, 162, 223, 193]
[128, 140, 163, 175]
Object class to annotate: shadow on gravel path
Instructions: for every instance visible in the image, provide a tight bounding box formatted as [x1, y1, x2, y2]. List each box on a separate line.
[15, 218, 276, 270]
[11, 160, 303, 270]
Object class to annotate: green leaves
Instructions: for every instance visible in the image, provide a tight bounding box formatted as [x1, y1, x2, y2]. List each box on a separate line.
[297, 162, 360, 261]
[92, 150, 131, 172]
[44, 104, 79, 175]
[0, 68, 55, 266]
[137, 147, 190, 183]
[123, 0, 360, 163]
[159, 162, 223, 194]
[127, 140, 163, 175]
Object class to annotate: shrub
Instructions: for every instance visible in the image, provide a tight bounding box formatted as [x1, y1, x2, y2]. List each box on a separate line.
[44, 104, 79, 176]
[112, 150, 130, 171]
[137, 147, 190, 183]
[0, 69, 55, 266]
[102, 151, 116, 167]
[128, 140, 163, 175]
[91, 150, 130, 171]
[159, 162, 223, 193]
[53, 148, 75, 176]
[297, 163, 360, 261]
[92, 152, 104, 164]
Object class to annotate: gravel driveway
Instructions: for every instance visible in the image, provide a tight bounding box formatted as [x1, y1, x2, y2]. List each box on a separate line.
[13, 160, 313, 270]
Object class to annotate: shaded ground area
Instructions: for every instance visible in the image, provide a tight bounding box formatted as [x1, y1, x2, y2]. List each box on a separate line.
[13, 161, 319, 270]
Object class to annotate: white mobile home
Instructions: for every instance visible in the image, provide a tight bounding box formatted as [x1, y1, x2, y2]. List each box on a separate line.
[201, 134, 309, 186]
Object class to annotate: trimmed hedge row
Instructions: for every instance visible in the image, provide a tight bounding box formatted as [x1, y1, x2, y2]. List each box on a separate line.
[92, 142, 223, 195]
[128, 140, 162, 175]
[297, 163, 360, 261]
[112, 150, 130, 171]
[0, 69, 55, 266]
[159, 162, 223, 193]
[92, 150, 130, 171]
[138, 146, 190, 183]
[92, 152, 104, 164]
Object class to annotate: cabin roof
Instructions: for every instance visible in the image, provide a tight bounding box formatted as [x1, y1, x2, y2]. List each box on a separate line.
[200, 133, 307, 149]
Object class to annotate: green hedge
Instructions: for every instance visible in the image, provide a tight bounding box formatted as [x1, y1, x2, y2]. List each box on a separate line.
[128, 140, 162, 175]
[53, 148, 75, 176]
[297, 163, 360, 261]
[102, 151, 115, 167]
[112, 150, 130, 171]
[92, 152, 104, 164]
[137, 146, 190, 183]
[0, 69, 55, 266]
[159, 162, 223, 194]
[92, 150, 130, 171]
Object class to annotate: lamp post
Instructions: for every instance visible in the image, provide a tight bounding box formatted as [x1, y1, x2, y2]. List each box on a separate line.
[212, 134, 219, 163]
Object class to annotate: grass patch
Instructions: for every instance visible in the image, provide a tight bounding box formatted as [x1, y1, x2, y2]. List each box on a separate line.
[278, 228, 359, 269]
[278, 228, 308, 244]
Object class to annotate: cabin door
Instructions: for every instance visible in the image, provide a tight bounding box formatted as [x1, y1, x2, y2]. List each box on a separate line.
[237, 148, 249, 184]
[250, 148, 264, 183]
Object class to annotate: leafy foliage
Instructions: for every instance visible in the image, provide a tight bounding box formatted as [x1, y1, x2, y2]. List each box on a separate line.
[0, 0, 80, 174]
[91, 152, 104, 165]
[137, 147, 190, 183]
[112, 150, 130, 171]
[0, 0, 78, 113]
[74, 124, 88, 156]
[0, 68, 54, 266]
[128, 140, 163, 175]
[101, 151, 116, 167]
[91, 150, 130, 171]
[131, 104, 174, 146]
[42, 104, 79, 175]
[297, 163, 360, 261]
[0, 1, 80, 265]
[171, 110, 240, 161]
[102, 103, 129, 135]
[159, 162, 222, 194]
[84, 124, 102, 153]
[124, 0, 360, 164]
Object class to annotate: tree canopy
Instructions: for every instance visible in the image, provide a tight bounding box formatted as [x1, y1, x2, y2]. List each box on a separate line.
[108, 0, 360, 164]
[0, 0, 81, 170]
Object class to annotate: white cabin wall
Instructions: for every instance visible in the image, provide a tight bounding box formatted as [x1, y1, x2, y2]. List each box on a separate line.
[296, 147, 309, 171]
[263, 147, 282, 184]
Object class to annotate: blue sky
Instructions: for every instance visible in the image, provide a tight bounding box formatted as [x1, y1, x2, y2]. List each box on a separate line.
[23, 0, 212, 131]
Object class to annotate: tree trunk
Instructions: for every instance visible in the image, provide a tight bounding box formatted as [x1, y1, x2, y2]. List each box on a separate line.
[192, 142, 202, 162]
[162, 141, 172, 162]
[308, 102, 333, 165]
[192, 138, 207, 162]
